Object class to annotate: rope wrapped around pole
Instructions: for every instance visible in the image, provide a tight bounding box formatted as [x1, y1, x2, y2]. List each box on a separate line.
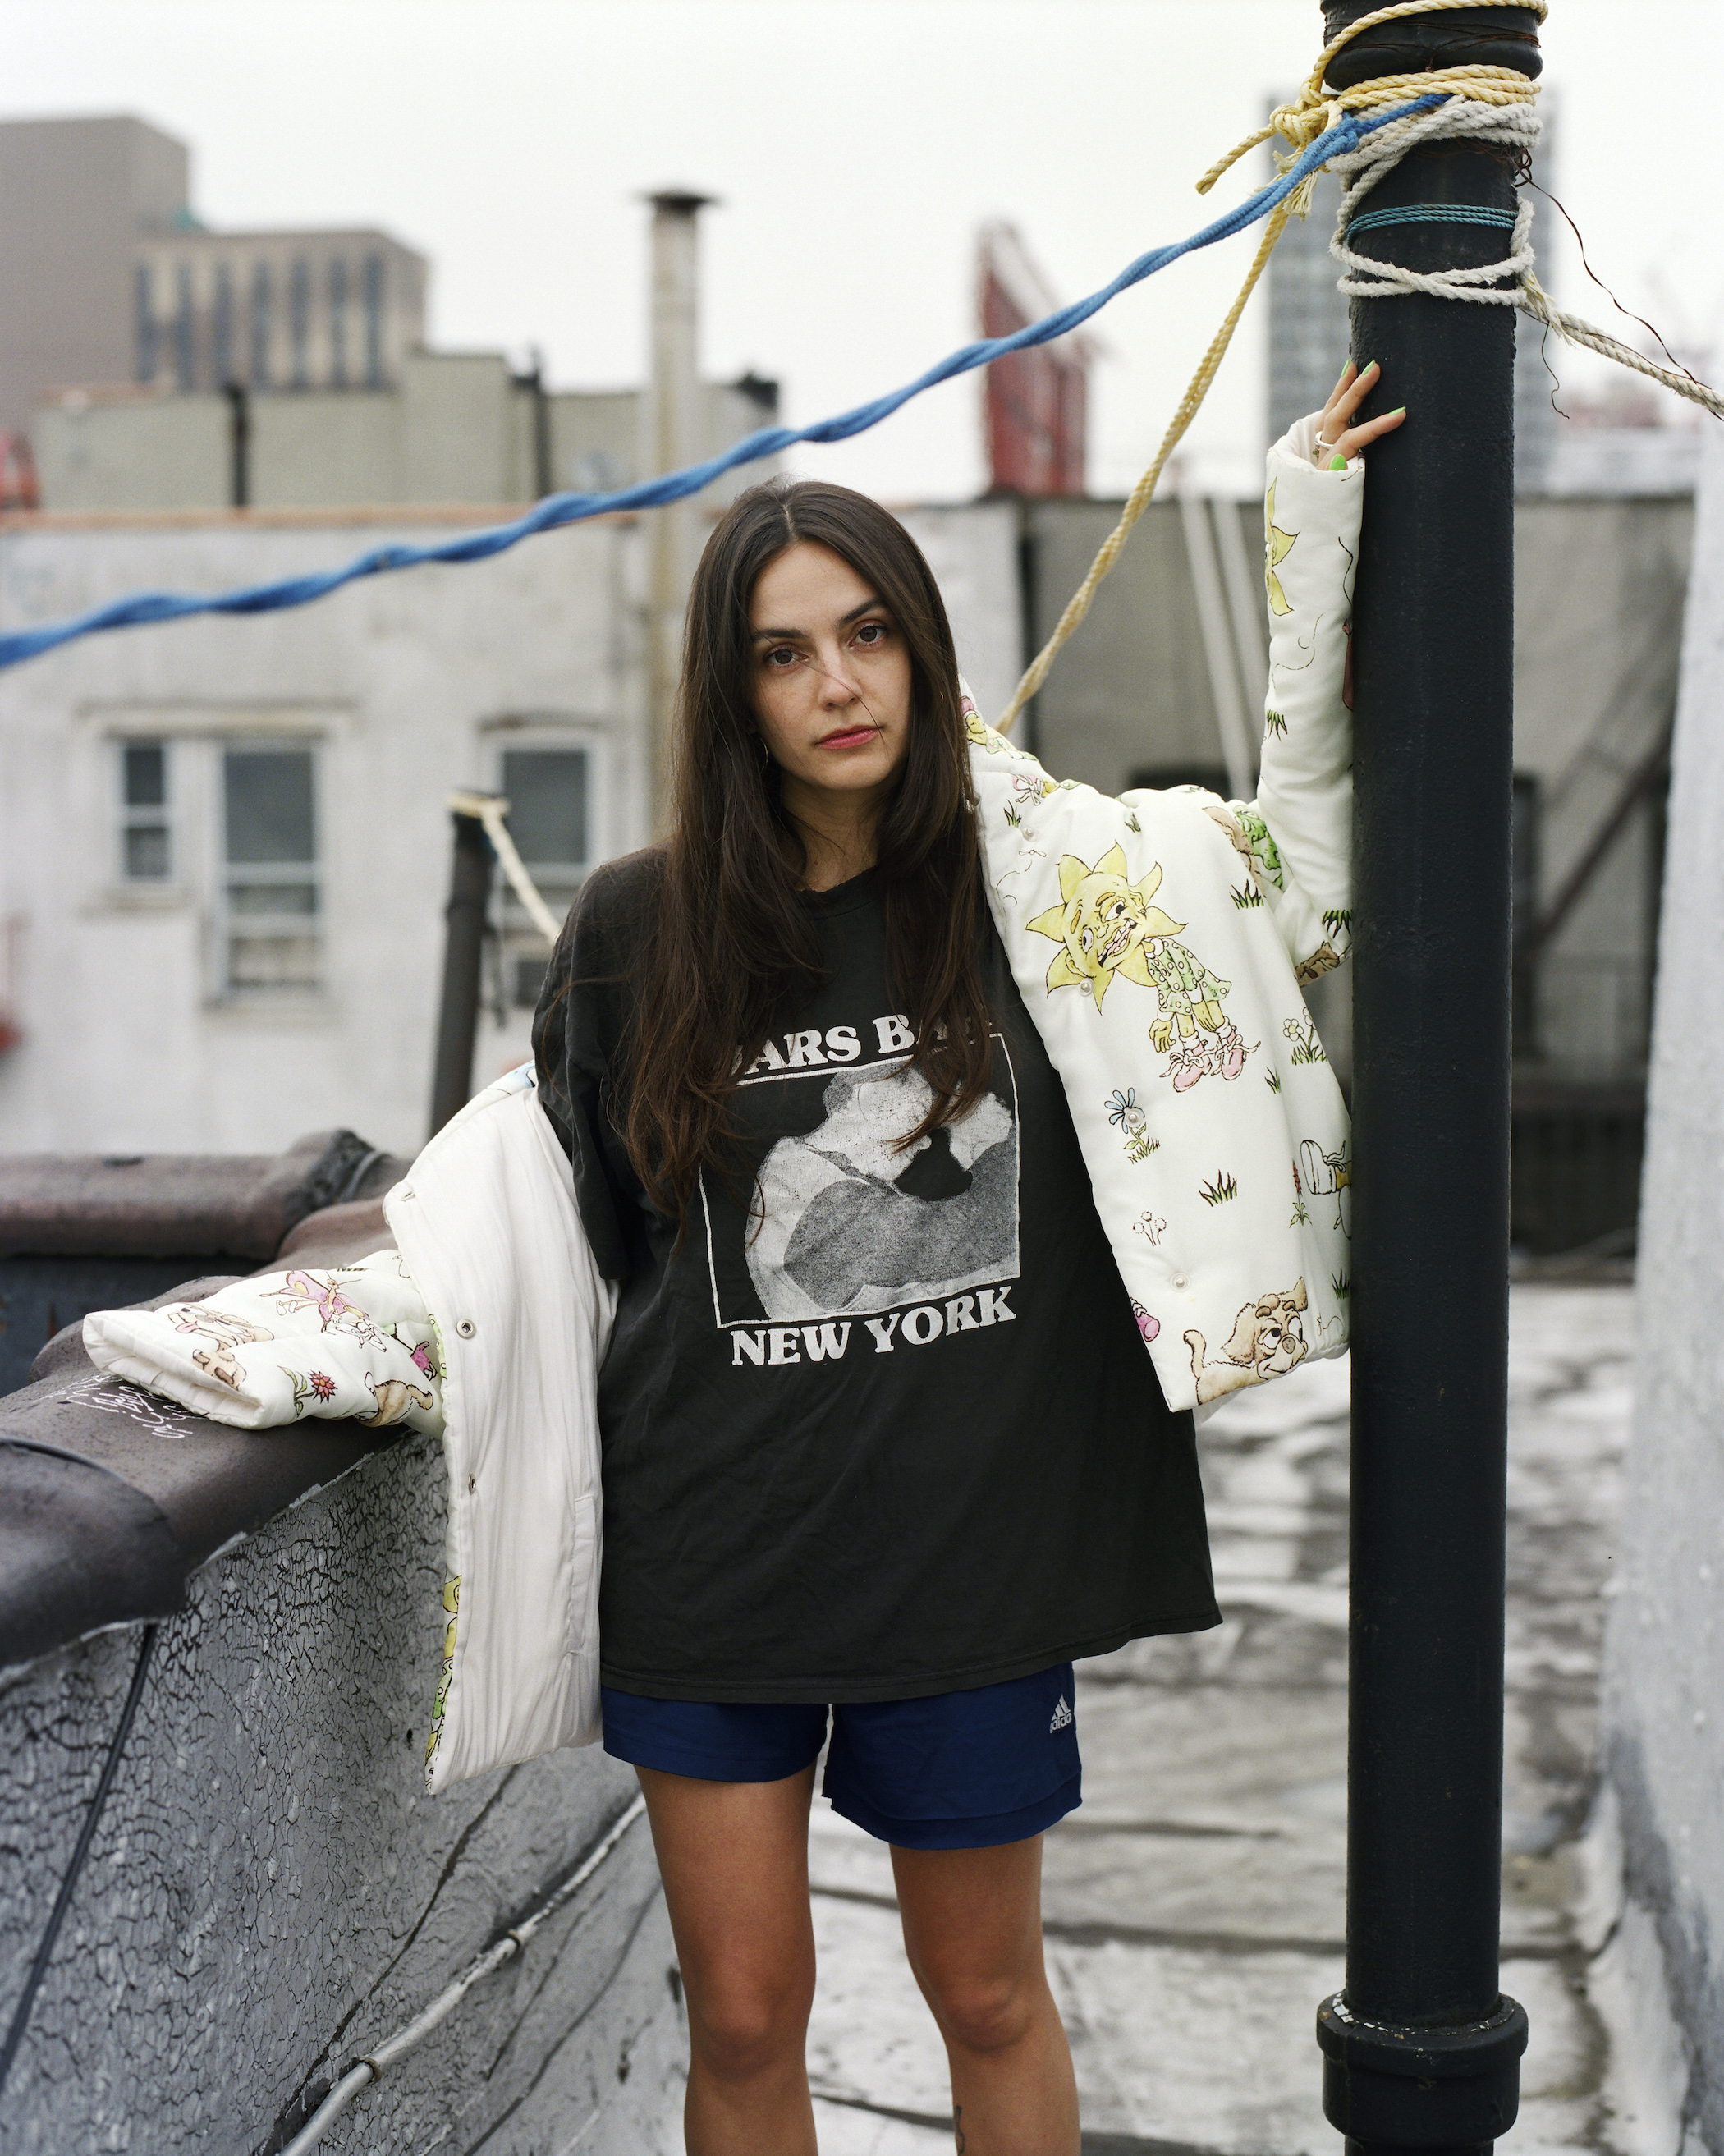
[993, 0, 1720, 735]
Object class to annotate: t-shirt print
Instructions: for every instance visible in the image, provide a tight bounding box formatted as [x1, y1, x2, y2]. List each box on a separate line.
[699, 1022, 1021, 1346]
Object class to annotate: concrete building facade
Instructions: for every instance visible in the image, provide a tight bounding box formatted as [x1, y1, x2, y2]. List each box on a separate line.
[0, 115, 429, 431]
[0, 116, 190, 433]
[33, 360, 779, 514]
[0, 493, 1018, 1158]
[0, 484, 1685, 1170]
[132, 225, 427, 397]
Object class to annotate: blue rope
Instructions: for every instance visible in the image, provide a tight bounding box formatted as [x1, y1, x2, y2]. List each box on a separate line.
[0, 94, 1442, 674]
[1346, 201, 1520, 236]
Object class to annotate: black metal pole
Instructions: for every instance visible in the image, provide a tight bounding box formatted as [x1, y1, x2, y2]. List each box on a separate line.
[1314, 7, 1542, 2150]
[429, 810, 495, 1139]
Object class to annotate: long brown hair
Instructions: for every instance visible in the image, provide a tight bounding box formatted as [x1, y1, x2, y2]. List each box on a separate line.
[621, 476, 993, 1224]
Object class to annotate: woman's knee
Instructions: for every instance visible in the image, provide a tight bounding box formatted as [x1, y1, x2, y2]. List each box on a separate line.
[685, 1952, 815, 2081]
[915, 1961, 1043, 2057]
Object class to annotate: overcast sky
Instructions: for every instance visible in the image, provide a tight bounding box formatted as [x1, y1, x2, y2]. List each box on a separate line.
[5, 0, 1719, 502]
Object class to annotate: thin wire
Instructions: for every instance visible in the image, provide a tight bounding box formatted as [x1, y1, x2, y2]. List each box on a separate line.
[0, 1623, 158, 2101]
[1524, 177, 1705, 392]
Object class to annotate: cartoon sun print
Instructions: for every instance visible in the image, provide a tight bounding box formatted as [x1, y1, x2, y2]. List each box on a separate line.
[1028, 846, 1251, 1090]
[1028, 847, 1185, 1011]
[1265, 480, 1295, 617]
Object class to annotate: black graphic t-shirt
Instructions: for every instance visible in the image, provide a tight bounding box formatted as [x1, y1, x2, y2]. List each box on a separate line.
[534, 850, 1219, 1702]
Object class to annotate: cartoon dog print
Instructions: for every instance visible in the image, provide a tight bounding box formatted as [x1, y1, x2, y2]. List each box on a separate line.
[1184, 1278, 1309, 1403]
[357, 1373, 436, 1428]
[170, 1305, 274, 1392]
[1027, 845, 1250, 1091]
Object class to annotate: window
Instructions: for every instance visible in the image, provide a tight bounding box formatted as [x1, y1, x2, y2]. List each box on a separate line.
[135, 264, 157, 383]
[328, 257, 348, 388]
[289, 259, 311, 388]
[212, 261, 234, 386]
[222, 745, 319, 993]
[363, 253, 385, 387]
[119, 741, 172, 882]
[174, 263, 196, 390]
[250, 262, 273, 387]
[499, 746, 590, 1006]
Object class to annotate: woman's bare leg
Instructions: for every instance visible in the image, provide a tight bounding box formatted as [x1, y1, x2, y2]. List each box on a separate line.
[892, 1833, 1079, 2155]
[635, 1763, 819, 2156]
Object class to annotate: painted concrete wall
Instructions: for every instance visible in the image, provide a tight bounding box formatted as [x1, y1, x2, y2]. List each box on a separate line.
[0, 1425, 681, 2154]
[1, 486, 1684, 1152]
[0, 494, 1028, 1158]
[34, 363, 778, 516]
[0, 508, 653, 1157]
[1602, 418, 1724, 2149]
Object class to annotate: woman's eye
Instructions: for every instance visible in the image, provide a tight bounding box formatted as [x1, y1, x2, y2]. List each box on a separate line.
[854, 622, 887, 646]
[765, 647, 797, 668]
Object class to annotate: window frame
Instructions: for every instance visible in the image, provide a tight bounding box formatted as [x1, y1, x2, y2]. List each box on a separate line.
[115, 736, 177, 890]
[486, 722, 609, 1011]
[215, 736, 324, 1001]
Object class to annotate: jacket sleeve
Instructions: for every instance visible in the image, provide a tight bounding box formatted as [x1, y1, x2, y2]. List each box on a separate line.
[1223, 411, 1364, 984]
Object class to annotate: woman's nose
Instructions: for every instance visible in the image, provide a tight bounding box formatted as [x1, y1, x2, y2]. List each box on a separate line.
[816, 655, 860, 703]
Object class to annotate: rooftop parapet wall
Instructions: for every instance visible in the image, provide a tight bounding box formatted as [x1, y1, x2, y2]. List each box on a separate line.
[0, 1135, 410, 1658]
[0, 1430, 681, 2154]
[0, 1145, 683, 2148]
[1603, 421, 1724, 2144]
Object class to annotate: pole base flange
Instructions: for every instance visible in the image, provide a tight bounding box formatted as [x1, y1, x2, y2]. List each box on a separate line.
[1318, 1992, 1528, 2146]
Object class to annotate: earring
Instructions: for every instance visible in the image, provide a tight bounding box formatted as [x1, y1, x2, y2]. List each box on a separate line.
[759, 735, 772, 768]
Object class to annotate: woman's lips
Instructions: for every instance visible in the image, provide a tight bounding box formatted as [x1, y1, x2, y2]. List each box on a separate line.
[818, 727, 879, 750]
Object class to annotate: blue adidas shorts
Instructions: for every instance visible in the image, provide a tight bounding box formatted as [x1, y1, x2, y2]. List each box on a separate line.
[601, 1663, 1081, 1851]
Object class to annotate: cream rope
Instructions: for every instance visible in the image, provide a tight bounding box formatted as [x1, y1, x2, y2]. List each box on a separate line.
[991, 0, 1717, 736]
[447, 789, 565, 946]
[1327, 90, 1724, 423]
[997, 204, 1291, 732]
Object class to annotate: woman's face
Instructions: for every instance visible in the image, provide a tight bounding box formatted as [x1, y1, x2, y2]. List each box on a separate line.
[748, 542, 913, 802]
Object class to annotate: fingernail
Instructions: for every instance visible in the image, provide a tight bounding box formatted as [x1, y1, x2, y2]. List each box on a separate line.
[1389, 405, 1406, 416]
[1364, 359, 1379, 371]
[1328, 454, 1347, 470]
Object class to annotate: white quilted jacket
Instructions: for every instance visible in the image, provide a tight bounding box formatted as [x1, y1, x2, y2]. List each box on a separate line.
[87, 416, 1360, 1791]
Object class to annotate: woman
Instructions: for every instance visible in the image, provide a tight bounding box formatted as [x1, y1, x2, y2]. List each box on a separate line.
[533, 360, 1403, 2155]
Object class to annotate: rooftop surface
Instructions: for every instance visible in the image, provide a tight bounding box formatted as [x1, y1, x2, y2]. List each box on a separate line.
[797, 1283, 1648, 2154]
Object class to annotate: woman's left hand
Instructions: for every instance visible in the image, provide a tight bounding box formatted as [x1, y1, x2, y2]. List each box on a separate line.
[1318, 360, 1406, 464]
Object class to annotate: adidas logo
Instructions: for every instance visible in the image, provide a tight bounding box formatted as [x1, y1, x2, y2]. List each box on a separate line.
[1048, 1694, 1073, 1734]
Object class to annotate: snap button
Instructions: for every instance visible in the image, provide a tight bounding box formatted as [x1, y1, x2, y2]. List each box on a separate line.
[456, 1319, 476, 1339]
[1173, 1274, 1186, 1288]
[467, 1475, 477, 1494]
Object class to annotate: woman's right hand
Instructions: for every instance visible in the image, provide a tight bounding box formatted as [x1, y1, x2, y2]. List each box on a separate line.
[1317, 360, 1406, 466]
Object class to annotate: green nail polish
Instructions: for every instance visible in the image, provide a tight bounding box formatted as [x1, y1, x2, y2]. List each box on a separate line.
[1390, 405, 1406, 416]
[1329, 454, 1347, 470]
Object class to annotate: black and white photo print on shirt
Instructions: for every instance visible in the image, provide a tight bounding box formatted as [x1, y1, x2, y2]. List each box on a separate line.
[699, 1018, 1021, 1343]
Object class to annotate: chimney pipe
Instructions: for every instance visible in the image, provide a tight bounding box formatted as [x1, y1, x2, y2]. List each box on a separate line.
[643, 189, 715, 833]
